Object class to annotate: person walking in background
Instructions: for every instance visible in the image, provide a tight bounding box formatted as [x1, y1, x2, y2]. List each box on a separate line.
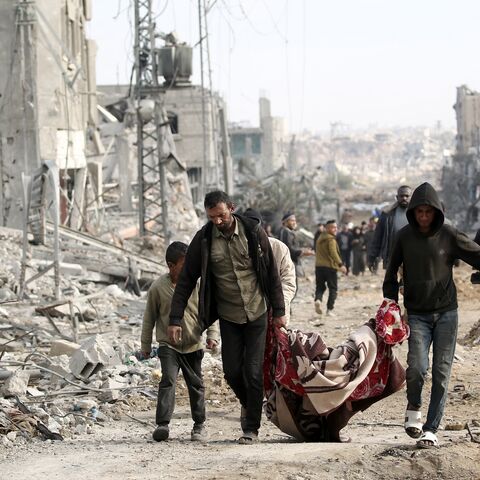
[168, 191, 286, 445]
[244, 208, 296, 326]
[336, 224, 353, 275]
[368, 185, 411, 269]
[351, 226, 366, 276]
[141, 242, 219, 442]
[383, 182, 480, 449]
[364, 216, 378, 274]
[314, 220, 347, 316]
[277, 212, 314, 277]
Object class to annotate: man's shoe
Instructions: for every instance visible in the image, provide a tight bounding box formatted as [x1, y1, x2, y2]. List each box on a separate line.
[191, 423, 207, 442]
[326, 309, 336, 318]
[152, 425, 169, 442]
[314, 299, 323, 315]
[238, 431, 258, 445]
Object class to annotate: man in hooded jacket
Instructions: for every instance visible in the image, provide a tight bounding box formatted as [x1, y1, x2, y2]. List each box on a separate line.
[383, 182, 480, 448]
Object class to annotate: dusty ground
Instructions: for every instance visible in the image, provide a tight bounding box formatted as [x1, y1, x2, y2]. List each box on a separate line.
[1, 259, 479, 479]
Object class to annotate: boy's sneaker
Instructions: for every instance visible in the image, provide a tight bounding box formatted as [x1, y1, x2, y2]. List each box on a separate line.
[152, 425, 169, 442]
[191, 423, 207, 442]
[314, 299, 323, 315]
[326, 309, 336, 318]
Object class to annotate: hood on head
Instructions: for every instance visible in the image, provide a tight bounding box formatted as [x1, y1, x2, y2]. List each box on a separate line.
[406, 182, 444, 233]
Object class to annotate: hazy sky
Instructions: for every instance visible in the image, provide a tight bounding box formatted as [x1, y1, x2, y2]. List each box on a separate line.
[88, 0, 480, 132]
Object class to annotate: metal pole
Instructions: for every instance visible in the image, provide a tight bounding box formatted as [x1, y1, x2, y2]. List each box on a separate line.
[198, 0, 208, 198]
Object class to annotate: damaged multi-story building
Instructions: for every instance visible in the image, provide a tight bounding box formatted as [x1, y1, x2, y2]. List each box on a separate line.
[442, 84, 480, 229]
[97, 33, 233, 208]
[0, 0, 98, 229]
[229, 96, 287, 182]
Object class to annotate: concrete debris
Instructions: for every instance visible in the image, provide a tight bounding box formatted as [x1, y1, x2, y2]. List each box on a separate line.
[69, 335, 121, 380]
[49, 339, 81, 357]
[1, 370, 31, 397]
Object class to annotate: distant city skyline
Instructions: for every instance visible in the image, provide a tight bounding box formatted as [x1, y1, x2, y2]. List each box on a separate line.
[88, 0, 480, 132]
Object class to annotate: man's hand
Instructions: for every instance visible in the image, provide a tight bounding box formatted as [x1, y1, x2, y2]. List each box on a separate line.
[206, 339, 218, 350]
[301, 248, 315, 256]
[339, 266, 347, 274]
[273, 315, 287, 328]
[167, 325, 182, 344]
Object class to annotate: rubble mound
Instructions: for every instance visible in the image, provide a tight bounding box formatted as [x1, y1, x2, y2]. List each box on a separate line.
[461, 319, 480, 346]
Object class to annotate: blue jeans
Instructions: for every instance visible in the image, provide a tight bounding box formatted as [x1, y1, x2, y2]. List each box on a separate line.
[406, 310, 458, 433]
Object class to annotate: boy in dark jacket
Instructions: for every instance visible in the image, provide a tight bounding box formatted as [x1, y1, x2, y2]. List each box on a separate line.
[383, 182, 480, 448]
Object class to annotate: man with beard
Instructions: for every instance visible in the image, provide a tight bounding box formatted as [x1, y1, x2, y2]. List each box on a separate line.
[368, 185, 412, 269]
[168, 191, 286, 445]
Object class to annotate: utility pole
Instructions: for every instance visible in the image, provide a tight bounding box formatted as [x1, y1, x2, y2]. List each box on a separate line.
[17, 0, 40, 177]
[133, 0, 170, 242]
[198, 0, 209, 199]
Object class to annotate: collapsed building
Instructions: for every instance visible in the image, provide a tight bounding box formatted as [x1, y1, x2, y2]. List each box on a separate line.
[442, 85, 480, 229]
[229, 95, 287, 182]
[0, 0, 97, 230]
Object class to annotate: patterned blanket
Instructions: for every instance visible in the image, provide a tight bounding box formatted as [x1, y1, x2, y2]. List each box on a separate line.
[263, 300, 407, 442]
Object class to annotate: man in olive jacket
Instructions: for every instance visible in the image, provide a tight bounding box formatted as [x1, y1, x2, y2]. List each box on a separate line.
[314, 220, 347, 316]
[168, 191, 286, 444]
[383, 182, 480, 448]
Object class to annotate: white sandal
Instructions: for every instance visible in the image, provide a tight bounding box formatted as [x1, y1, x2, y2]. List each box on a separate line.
[416, 430, 439, 449]
[404, 409, 422, 439]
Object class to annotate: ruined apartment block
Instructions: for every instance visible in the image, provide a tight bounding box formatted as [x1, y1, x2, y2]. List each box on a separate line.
[229, 95, 287, 182]
[442, 85, 480, 228]
[0, 0, 96, 229]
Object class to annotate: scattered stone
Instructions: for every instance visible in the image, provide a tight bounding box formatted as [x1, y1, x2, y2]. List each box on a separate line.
[445, 422, 467, 431]
[1, 370, 30, 397]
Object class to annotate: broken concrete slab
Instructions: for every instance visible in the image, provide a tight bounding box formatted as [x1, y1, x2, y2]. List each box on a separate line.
[49, 339, 81, 357]
[1, 370, 31, 397]
[98, 377, 124, 402]
[69, 334, 121, 381]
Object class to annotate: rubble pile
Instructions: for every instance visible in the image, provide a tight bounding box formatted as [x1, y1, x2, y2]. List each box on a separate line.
[0, 225, 183, 445]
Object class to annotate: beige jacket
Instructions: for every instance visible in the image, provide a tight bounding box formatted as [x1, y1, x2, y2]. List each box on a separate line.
[269, 237, 296, 325]
[141, 273, 219, 354]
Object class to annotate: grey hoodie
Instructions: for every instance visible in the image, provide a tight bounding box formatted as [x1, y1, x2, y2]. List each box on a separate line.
[383, 182, 480, 314]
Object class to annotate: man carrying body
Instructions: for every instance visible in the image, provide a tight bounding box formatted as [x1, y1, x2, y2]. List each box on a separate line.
[383, 182, 480, 448]
[314, 220, 347, 316]
[369, 185, 411, 269]
[168, 191, 286, 444]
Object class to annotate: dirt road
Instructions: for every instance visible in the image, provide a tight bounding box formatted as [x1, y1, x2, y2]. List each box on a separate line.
[1, 260, 479, 479]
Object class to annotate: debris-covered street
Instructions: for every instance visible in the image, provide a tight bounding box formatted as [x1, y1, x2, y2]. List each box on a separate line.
[0, 219, 478, 479]
[1, 1, 480, 479]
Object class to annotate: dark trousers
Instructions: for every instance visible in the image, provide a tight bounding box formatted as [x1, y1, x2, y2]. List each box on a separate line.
[219, 313, 267, 433]
[315, 266, 338, 310]
[156, 345, 205, 426]
[340, 249, 351, 272]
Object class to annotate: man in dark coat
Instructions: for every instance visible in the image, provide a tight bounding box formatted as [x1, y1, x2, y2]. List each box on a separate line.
[383, 182, 480, 448]
[368, 185, 411, 269]
[168, 191, 286, 444]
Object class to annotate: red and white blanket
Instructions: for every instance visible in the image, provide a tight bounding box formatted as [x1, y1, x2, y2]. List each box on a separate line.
[263, 299, 407, 442]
